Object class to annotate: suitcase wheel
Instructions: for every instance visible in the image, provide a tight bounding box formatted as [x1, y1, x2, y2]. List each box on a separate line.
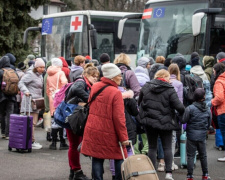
[28, 148, 32, 153]
[8, 146, 12, 151]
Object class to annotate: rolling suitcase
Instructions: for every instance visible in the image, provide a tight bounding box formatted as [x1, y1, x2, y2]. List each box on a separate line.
[215, 129, 224, 151]
[8, 96, 33, 152]
[120, 141, 159, 180]
[180, 124, 196, 168]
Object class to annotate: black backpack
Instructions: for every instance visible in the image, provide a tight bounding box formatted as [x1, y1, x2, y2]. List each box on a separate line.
[183, 73, 203, 103]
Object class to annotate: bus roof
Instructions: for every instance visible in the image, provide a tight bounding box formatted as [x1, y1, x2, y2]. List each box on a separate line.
[146, 0, 176, 4]
[43, 10, 138, 19]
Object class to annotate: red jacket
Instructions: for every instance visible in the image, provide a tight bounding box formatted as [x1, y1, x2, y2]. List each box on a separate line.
[81, 77, 128, 159]
[59, 57, 70, 81]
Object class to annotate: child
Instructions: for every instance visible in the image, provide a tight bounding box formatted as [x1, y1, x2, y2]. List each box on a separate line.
[181, 88, 211, 180]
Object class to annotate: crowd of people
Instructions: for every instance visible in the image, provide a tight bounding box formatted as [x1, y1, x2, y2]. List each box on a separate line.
[0, 51, 225, 180]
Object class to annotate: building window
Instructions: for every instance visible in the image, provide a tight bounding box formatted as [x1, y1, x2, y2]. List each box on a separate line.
[43, 5, 48, 15]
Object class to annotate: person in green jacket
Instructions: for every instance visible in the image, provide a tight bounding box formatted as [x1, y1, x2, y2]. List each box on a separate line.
[203, 56, 215, 81]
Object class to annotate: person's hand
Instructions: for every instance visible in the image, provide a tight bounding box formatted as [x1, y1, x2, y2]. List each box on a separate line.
[25, 92, 30, 96]
[78, 102, 86, 107]
[121, 140, 129, 146]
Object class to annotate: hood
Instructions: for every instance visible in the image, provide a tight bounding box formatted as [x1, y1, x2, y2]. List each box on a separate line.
[71, 64, 83, 72]
[47, 66, 62, 76]
[148, 79, 173, 93]
[59, 57, 69, 68]
[116, 63, 131, 73]
[0, 56, 11, 68]
[46, 61, 52, 69]
[122, 89, 134, 99]
[171, 56, 186, 70]
[193, 102, 208, 112]
[135, 66, 148, 75]
[137, 57, 149, 68]
[203, 56, 214, 68]
[190, 65, 205, 76]
[5, 53, 16, 65]
[218, 71, 225, 80]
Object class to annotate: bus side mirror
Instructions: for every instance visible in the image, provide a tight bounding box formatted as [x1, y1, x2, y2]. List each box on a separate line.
[118, 18, 128, 39]
[192, 12, 205, 36]
[90, 29, 97, 49]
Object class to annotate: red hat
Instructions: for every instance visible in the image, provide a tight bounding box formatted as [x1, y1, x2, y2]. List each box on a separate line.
[85, 55, 91, 60]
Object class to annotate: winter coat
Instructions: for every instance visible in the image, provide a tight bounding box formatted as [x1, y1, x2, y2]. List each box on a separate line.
[46, 66, 68, 116]
[203, 56, 214, 81]
[135, 66, 150, 87]
[170, 74, 183, 103]
[210, 61, 225, 92]
[122, 90, 139, 145]
[190, 65, 208, 81]
[181, 102, 211, 141]
[149, 63, 164, 80]
[116, 63, 141, 98]
[0, 56, 16, 102]
[59, 57, 70, 81]
[212, 72, 225, 115]
[69, 64, 83, 82]
[19, 70, 43, 113]
[44, 61, 52, 112]
[81, 77, 128, 159]
[139, 79, 185, 130]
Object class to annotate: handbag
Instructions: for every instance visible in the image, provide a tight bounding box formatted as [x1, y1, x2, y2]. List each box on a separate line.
[52, 73, 60, 99]
[31, 98, 45, 110]
[67, 85, 109, 136]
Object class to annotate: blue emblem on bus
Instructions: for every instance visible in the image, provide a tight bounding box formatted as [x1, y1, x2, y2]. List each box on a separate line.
[153, 8, 165, 18]
[42, 18, 53, 35]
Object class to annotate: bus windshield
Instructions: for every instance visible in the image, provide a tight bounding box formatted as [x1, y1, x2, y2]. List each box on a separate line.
[41, 16, 88, 61]
[138, 1, 207, 60]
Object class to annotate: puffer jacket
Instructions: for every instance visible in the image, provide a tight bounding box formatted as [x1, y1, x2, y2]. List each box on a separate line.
[203, 56, 214, 81]
[0, 56, 16, 102]
[212, 72, 225, 115]
[139, 79, 185, 130]
[116, 63, 141, 98]
[181, 102, 211, 141]
[46, 66, 68, 116]
[69, 64, 83, 82]
[135, 66, 150, 87]
[190, 65, 208, 81]
[81, 77, 128, 159]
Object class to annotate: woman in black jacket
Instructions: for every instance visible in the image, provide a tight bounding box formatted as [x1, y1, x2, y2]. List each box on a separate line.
[138, 69, 185, 180]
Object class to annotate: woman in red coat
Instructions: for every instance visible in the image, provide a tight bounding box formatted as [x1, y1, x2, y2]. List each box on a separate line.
[81, 63, 129, 180]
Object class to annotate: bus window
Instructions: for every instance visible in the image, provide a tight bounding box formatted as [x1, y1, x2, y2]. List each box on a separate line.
[92, 33, 114, 62]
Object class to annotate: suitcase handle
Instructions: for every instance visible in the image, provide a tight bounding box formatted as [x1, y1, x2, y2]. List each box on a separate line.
[24, 95, 32, 116]
[119, 140, 135, 160]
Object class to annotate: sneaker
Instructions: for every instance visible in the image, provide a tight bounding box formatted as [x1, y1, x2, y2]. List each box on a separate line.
[187, 174, 194, 180]
[35, 118, 43, 127]
[174, 151, 180, 158]
[5, 136, 9, 140]
[165, 173, 174, 180]
[202, 175, 211, 180]
[2, 134, 5, 139]
[218, 157, 225, 162]
[32, 142, 42, 149]
[172, 162, 178, 170]
[73, 170, 90, 180]
[157, 163, 165, 172]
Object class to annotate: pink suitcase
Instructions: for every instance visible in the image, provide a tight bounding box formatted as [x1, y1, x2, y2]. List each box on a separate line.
[8, 96, 33, 152]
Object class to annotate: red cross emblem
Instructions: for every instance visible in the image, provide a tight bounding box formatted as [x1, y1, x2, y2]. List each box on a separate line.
[71, 17, 82, 30]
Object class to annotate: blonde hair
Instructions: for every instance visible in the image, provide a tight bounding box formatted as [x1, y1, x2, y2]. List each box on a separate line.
[114, 53, 131, 66]
[168, 64, 181, 81]
[156, 56, 165, 64]
[82, 63, 99, 77]
[74, 55, 85, 66]
[154, 69, 170, 79]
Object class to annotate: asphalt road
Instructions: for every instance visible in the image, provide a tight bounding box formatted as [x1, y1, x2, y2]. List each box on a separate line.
[0, 127, 224, 180]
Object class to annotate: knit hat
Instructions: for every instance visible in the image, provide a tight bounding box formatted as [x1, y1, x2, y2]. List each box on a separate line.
[34, 58, 45, 68]
[27, 54, 35, 61]
[51, 58, 63, 67]
[85, 55, 91, 60]
[100, 53, 110, 63]
[216, 52, 225, 60]
[190, 52, 200, 67]
[17, 62, 26, 70]
[194, 88, 205, 101]
[137, 57, 149, 68]
[185, 65, 192, 71]
[101, 63, 121, 79]
[28, 60, 35, 67]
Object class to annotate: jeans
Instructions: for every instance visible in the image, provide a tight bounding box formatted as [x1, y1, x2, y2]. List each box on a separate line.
[187, 139, 208, 176]
[145, 126, 173, 173]
[92, 158, 123, 180]
[0, 100, 14, 137]
[217, 114, 225, 148]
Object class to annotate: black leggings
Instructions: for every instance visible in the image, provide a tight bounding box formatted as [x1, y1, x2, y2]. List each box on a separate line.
[145, 126, 173, 173]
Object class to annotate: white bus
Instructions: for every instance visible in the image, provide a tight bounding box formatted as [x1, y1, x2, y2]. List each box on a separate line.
[118, 0, 225, 62]
[24, 10, 141, 67]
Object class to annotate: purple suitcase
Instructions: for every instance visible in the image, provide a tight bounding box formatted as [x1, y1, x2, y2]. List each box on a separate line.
[8, 96, 33, 152]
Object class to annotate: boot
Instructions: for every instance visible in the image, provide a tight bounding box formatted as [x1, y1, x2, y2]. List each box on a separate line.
[73, 170, 90, 180]
[46, 132, 52, 142]
[60, 142, 69, 150]
[59, 128, 69, 150]
[69, 169, 74, 180]
[49, 142, 57, 150]
[49, 129, 58, 150]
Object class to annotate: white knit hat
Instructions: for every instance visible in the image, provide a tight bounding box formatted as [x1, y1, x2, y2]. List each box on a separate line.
[51, 58, 62, 67]
[101, 63, 121, 79]
[34, 58, 45, 68]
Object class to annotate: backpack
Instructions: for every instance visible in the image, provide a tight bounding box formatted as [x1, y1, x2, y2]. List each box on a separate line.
[1, 68, 19, 95]
[183, 73, 203, 103]
[53, 78, 84, 108]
